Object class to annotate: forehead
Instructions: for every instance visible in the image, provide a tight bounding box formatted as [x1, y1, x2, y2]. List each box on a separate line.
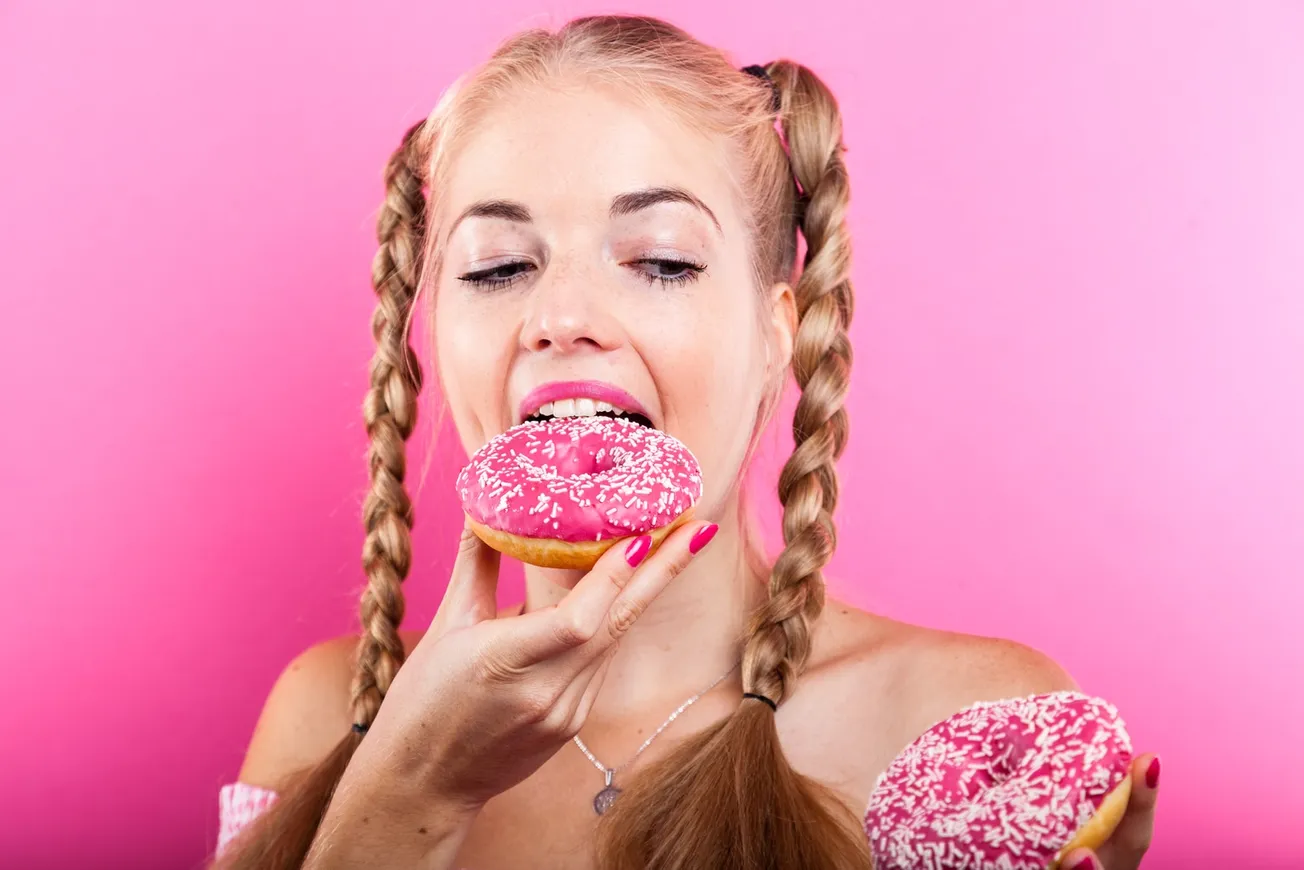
[440, 84, 741, 235]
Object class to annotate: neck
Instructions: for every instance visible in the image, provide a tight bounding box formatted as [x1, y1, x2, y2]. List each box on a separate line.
[520, 502, 765, 719]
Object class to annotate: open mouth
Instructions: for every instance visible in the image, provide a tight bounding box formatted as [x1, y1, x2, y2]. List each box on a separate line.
[523, 398, 655, 430]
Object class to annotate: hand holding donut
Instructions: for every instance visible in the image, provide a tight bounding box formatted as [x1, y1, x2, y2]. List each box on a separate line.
[865, 693, 1155, 870]
[1057, 753, 1161, 870]
[335, 513, 719, 815]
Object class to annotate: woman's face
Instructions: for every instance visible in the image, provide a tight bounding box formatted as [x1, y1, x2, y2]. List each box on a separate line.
[433, 84, 794, 524]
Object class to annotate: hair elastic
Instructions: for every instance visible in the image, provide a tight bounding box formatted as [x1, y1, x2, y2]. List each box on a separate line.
[740, 64, 782, 113]
[742, 691, 778, 712]
[351, 722, 369, 734]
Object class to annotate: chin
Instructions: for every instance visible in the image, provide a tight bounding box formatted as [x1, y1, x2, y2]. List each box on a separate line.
[537, 564, 587, 589]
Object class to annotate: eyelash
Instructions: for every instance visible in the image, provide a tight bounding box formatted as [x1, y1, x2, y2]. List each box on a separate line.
[457, 257, 707, 291]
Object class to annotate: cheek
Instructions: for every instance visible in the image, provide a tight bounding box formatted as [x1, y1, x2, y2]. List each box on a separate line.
[698, 343, 768, 498]
[434, 295, 513, 442]
[646, 306, 769, 508]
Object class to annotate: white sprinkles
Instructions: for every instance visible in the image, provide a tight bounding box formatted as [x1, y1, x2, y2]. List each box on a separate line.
[456, 416, 702, 544]
[864, 690, 1133, 870]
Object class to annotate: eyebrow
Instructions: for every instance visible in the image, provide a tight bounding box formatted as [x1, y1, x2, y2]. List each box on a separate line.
[446, 186, 723, 237]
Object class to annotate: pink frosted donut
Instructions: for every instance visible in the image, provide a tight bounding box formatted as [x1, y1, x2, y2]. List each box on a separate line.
[456, 415, 703, 569]
[865, 691, 1134, 870]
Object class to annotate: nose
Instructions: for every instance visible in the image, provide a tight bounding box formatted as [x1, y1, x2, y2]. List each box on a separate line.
[518, 263, 620, 354]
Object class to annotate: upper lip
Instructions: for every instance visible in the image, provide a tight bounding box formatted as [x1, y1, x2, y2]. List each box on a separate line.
[517, 380, 653, 425]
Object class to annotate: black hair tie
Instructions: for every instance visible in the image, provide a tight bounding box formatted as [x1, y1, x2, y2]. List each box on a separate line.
[740, 64, 782, 114]
[742, 691, 778, 712]
[351, 722, 369, 734]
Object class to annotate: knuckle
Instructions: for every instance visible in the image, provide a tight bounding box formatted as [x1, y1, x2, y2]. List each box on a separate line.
[520, 682, 571, 727]
[551, 612, 595, 648]
[607, 597, 644, 640]
[473, 648, 524, 685]
[665, 553, 691, 579]
[518, 690, 554, 724]
[606, 567, 634, 592]
[457, 525, 480, 556]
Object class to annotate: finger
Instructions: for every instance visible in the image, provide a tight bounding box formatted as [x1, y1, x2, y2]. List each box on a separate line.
[592, 522, 715, 651]
[429, 518, 502, 638]
[1096, 753, 1161, 866]
[500, 531, 658, 665]
[560, 644, 618, 733]
[1058, 847, 1101, 870]
[510, 520, 717, 666]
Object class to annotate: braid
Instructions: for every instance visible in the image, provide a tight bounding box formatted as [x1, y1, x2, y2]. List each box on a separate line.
[213, 121, 432, 870]
[742, 60, 853, 707]
[596, 51, 869, 870]
[351, 120, 429, 729]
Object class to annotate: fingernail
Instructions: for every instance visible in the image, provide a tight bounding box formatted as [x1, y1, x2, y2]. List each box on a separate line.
[688, 523, 719, 555]
[1145, 755, 1161, 789]
[1066, 854, 1099, 870]
[624, 535, 651, 567]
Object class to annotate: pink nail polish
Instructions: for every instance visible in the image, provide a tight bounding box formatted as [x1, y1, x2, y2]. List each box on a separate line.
[688, 523, 719, 555]
[1145, 755, 1161, 789]
[1067, 854, 1099, 870]
[624, 535, 651, 567]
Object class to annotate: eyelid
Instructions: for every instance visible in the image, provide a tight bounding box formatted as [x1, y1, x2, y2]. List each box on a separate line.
[458, 253, 705, 291]
[639, 248, 698, 263]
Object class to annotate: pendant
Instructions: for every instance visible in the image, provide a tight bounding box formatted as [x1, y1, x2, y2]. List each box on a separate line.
[594, 785, 622, 815]
[593, 768, 621, 815]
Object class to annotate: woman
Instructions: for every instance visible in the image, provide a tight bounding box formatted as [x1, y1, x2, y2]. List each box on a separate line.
[214, 14, 1159, 870]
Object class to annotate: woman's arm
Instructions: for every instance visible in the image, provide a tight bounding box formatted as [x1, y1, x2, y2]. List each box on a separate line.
[303, 767, 480, 870]
[237, 634, 480, 869]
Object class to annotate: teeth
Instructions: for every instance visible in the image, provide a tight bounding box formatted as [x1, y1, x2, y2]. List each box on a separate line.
[529, 396, 644, 422]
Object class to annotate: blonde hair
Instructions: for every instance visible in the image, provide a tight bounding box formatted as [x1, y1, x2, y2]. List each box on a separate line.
[218, 14, 861, 869]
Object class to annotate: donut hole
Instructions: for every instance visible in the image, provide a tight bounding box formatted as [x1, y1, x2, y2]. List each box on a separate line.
[569, 449, 617, 476]
[549, 438, 626, 476]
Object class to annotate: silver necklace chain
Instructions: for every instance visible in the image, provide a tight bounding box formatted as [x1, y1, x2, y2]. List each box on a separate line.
[572, 657, 741, 815]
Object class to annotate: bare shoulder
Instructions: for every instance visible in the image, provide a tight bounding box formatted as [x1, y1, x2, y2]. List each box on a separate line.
[808, 596, 1079, 717]
[236, 634, 360, 789]
[790, 596, 1080, 804]
[237, 610, 517, 789]
[888, 613, 1081, 722]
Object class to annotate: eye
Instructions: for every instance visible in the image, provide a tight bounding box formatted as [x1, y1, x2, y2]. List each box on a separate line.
[631, 257, 707, 288]
[456, 256, 707, 291]
[457, 261, 535, 290]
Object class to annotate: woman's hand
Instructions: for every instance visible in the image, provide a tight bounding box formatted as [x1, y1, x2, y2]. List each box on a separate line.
[1060, 753, 1162, 870]
[341, 516, 716, 812]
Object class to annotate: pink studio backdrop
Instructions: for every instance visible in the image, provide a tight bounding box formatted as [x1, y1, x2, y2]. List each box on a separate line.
[2, 2, 1301, 867]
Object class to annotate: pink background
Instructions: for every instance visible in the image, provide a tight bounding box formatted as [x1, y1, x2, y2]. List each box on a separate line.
[2, 2, 1301, 867]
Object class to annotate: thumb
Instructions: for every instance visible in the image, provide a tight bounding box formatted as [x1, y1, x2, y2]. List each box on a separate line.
[429, 517, 502, 639]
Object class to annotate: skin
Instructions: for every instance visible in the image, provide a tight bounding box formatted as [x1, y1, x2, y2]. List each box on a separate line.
[237, 82, 1159, 870]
